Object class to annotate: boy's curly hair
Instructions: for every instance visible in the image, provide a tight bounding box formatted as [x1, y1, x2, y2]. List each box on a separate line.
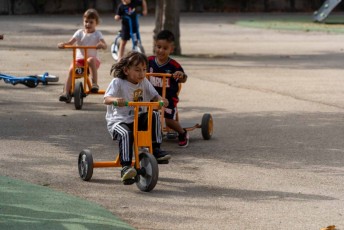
[110, 51, 148, 79]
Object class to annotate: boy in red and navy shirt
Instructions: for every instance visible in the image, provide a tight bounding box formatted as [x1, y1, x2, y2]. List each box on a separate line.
[148, 30, 189, 147]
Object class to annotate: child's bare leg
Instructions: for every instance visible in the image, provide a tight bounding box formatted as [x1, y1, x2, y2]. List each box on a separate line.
[88, 57, 99, 92]
[59, 64, 73, 101]
[118, 39, 127, 61]
[64, 64, 73, 94]
[165, 118, 184, 134]
[88, 57, 97, 84]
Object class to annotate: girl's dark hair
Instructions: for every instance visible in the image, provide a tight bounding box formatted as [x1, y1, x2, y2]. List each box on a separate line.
[110, 51, 148, 79]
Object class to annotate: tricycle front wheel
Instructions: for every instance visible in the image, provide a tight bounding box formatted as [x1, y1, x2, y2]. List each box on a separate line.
[74, 82, 84, 110]
[136, 152, 159, 192]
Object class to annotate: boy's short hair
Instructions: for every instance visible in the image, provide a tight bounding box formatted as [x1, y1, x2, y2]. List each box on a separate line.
[156, 30, 175, 43]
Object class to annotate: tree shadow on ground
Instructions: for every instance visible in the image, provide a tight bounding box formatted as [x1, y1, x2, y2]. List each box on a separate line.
[2, 85, 344, 177]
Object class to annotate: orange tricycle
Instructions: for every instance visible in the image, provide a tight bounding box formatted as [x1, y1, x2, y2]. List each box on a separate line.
[78, 101, 163, 192]
[62, 45, 105, 110]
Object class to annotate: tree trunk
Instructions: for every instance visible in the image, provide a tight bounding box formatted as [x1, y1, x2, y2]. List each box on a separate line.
[153, 0, 181, 55]
[164, 0, 181, 55]
[153, 0, 163, 40]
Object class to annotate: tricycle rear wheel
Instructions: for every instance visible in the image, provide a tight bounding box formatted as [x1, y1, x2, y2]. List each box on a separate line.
[201, 113, 213, 140]
[78, 149, 93, 181]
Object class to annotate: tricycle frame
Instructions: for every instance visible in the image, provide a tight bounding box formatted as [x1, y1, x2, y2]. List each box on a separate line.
[146, 73, 214, 140]
[78, 101, 162, 192]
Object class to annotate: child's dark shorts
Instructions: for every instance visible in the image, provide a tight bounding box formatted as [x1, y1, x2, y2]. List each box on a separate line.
[121, 20, 138, 41]
[164, 97, 179, 120]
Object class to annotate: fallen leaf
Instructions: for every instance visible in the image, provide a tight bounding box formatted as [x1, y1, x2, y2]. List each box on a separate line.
[320, 225, 336, 230]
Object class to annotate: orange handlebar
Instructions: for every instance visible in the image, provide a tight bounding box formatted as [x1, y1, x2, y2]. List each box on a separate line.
[127, 101, 162, 107]
[113, 101, 163, 107]
[63, 45, 98, 49]
[146, 73, 173, 78]
[145, 72, 185, 80]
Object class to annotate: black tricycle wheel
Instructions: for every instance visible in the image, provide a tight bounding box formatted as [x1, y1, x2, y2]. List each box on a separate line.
[136, 152, 159, 192]
[78, 149, 93, 181]
[22, 79, 38, 88]
[74, 82, 84, 110]
[201, 113, 213, 140]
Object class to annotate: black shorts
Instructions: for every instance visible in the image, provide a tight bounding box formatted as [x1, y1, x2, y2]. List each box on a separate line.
[164, 97, 179, 120]
[121, 20, 138, 41]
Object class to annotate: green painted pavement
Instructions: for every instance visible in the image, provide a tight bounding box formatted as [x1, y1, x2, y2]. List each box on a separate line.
[236, 14, 344, 33]
[0, 176, 135, 230]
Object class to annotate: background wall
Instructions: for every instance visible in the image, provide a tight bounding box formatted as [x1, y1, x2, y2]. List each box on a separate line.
[0, 0, 333, 15]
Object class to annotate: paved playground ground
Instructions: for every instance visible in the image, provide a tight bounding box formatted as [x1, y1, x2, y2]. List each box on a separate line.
[2, 13, 344, 229]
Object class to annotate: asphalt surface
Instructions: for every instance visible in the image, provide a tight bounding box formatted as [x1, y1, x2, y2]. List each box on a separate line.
[1, 13, 344, 229]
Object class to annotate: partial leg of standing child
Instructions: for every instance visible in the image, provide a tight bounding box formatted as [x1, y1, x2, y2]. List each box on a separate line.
[117, 39, 127, 62]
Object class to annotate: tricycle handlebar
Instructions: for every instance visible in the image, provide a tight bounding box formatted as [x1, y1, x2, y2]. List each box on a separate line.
[145, 73, 173, 78]
[113, 101, 163, 107]
[63, 45, 98, 49]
